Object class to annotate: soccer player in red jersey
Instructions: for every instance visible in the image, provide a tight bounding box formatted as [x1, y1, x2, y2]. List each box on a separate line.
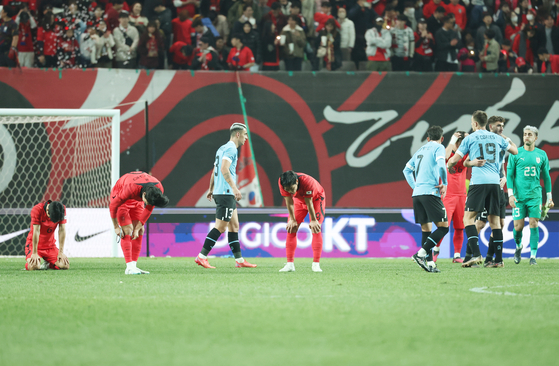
[433, 131, 468, 263]
[25, 200, 69, 271]
[278, 171, 325, 272]
[110, 171, 169, 274]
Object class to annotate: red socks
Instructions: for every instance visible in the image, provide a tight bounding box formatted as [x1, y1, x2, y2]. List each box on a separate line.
[285, 232, 323, 262]
[453, 228, 464, 254]
[312, 233, 322, 262]
[131, 236, 143, 262]
[121, 235, 132, 263]
[286, 233, 297, 262]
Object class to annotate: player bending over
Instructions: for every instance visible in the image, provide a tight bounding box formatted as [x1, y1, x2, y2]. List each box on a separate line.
[507, 126, 554, 265]
[278, 170, 325, 272]
[110, 171, 169, 274]
[448, 111, 517, 268]
[195, 123, 257, 269]
[403, 126, 449, 273]
[26, 200, 69, 271]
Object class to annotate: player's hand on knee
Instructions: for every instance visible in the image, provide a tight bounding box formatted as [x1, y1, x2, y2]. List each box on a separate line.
[286, 221, 298, 234]
[309, 221, 321, 234]
[132, 225, 144, 240]
[114, 226, 123, 238]
[28, 254, 41, 270]
[57, 252, 70, 269]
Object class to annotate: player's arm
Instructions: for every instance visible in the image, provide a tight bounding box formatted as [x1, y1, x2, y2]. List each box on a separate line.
[402, 161, 415, 190]
[463, 157, 486, 168]
[221, 158, 242, 201]
[507, 154, 517, 208]
[56, 224, 69, 268]
[436, 150, 448, 199]
[109, 193, 125, 237]
[304, 196, 321, 234]
[207, 168, 215, 201]
[284, 196, 298, 234]
[448, 136, 469, 169]
[542, 155, 554, 208]
[28, 224, 42, 270]
[501, 134, 518, 155]
[445, 132, 461, 160]
[499, 159, 507, 189]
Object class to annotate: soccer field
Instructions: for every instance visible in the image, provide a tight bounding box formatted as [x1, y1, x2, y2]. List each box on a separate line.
[1, 258, 558, 366]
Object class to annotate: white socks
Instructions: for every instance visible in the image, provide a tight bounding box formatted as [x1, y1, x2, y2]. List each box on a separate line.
[454, 253, 461, 258]
[126, 261, 137, 270]
[417, 248, 427, 257]
[198, 253, 207, 259]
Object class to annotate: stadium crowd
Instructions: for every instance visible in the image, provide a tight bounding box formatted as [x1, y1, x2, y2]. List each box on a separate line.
[0, 0, 558, 72]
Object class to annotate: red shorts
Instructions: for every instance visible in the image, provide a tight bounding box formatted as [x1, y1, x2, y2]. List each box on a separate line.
[290, 196, 326, 225]
[25, 241, 60, 270]
[117, 200, 144, 226]
[443, 194, 466, 229]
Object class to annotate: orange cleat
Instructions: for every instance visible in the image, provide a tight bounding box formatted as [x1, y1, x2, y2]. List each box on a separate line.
[235, 260, 257, 268]
[195, 256, 215, 269]
[452, 257, 464, 263]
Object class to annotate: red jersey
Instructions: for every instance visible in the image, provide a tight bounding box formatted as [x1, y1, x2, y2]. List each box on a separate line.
[26, 201, 67, 248]
[227, 46, 254, 70]
[37, 27, 60, 56]
[278, 173, 325, 201]
[17, 21, 34, 52]
[172, 18, 193, 45]
[109, 172, 164, 224]
[445, 3, 467, 30]
[414, 31, 434, 57]
[170, 41, 193, 65]
[446, 152, 468, 196]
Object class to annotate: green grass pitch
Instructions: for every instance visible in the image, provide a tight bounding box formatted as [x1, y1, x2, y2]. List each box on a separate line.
[1, 257, 558, 366]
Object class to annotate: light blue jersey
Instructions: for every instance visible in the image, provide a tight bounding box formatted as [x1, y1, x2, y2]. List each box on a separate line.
[403, 141, 447, 197]
[456, 130, 509, 185]
[213, 141, 238, 195]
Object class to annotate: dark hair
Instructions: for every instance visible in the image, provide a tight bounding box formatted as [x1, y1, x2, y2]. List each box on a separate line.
[48, 201, 65, 223]
[192, 18, 203, 28]
[385, 5, 395, 12]
[231, 32, 243, 41]
[502, 39, 511, 46]
[280, 170, 298, 189]
[441, 15, 452, 24]
[95, 5, 104, 11]
[243, 20, 253, 31]
[485, 28, 495, 39]
[435, 6, 446, 13]
[200, 36, 210, 44]
[324, 18, 337, 33]
[182, 44, 194, 56]
[537, 47, 549, 55]
[397, 14, 407, 21]
[288, 14, 299, 22]
[482, 11, 492, 19]
[321, 1, 331, 7]
[113, 0, 124, 5]
[427, 126, 443, 141]
[145, 186, 169, 207]
[487, 115, 505, 126]
[455, 131, 466, 143]
[243, 3, 253, 11]
[271, 2, 281, 10]
[119, 11, 129, 18]
[291, 1, 301, 8]
[472, 110, 488, 127]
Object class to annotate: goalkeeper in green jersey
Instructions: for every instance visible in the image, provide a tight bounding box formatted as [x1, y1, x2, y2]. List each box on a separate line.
[507, 126, 554, 265]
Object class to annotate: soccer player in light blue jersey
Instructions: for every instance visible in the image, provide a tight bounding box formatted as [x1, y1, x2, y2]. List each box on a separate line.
[195, 123, 257, 269]
[403, 125, 449, 273]
[448, 111, 518, 268]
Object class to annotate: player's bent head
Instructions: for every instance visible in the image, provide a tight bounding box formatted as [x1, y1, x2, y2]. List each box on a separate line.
[230, 122, 246, 137]
[472, 110, 488, 127]
[280, 170, 298, 192]
[48, 201, 65, 223]
[426, 125, 443, 142]
[145, 186, 170, 207]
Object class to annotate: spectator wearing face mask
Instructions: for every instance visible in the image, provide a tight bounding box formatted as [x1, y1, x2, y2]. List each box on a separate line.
[514, 0, 531, 25]
[365, 16, 392, 71]
[337, 7, 354, 61]
[401, 1, 417, 32]
[506, 9, 522, 41]
[413, 18, 434, 72]
[390, 14, 414, 71]
[233, 4, 257, 33]
[476, 12, 504, 52]
[15, 7, 37, 67]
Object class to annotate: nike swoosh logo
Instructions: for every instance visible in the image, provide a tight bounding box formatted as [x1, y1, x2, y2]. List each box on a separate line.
[0, 229, 30, 244]
[75, 230, 109, 242]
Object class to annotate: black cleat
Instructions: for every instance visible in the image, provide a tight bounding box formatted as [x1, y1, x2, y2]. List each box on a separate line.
[530, 258, 537, 266]
[514, 247, 522, 264]
[429, 265, 441, 273]
[483, 261, 495, 268]
[412, 253, 430, 272]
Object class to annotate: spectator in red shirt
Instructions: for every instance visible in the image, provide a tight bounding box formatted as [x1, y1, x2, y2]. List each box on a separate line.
[174, 0, 200, 20]
[227, 33, 255, 70]
[170, 41, 194, 68]
[37, 11, 60, 68]
[505, 12, 521, 41]
[105, 0, 124, 31]
[445, 0, 467, 31]
[423, 0, 443, 20]
[315, 1, 341, 32]
[25, 201, 69, 271]
[457, 34, 479, 72]
[262, 2, 287, 31]
[57, 24, 81, 68]
[15, 7, 36, 67]
[191, 36, 223, 69]
[538, 47, 559, 73]
[413, 18, 434, 71]
[172, 9, 193, 45]
[513, 25, 536, 66]
[138, 21, 164, 69]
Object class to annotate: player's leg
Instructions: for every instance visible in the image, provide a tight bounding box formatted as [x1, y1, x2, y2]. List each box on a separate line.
[486, 213, 504, 267]
[451, 196, 465, 263]
[116, 204, 138, 274]
[24, 241, 41, 271]
[42, 247, 69, 270]
[527, 199, 542, 264]
[310, 196, 326, 272]
[462, 185, 487, 267]
[228, 209, 257, 268]
[434, 195, 456, 261]
[411, 196, 432, 272]
[413, 196, 448, 272]
[196, 195, 234, 268]
[280, 200, 307, 272]
[512, 201, 528, 264]
[127, 202, 150, 274]
[475, 211, 494, 266]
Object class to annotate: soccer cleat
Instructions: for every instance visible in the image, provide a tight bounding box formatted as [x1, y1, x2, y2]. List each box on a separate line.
[39, 259, 50, 270]
[514, 247, 522, 264]
[483, 261, 495, 268]
[125, 267, 142, 275]
[462, 256, 482, 268]
[235, 260, 257, 268]
[412, 253, 430, 272]
[491, 262, 505, 268]
[530, 258, 537, 266]
[136, 267, 150, 274]
[312, 262, 322, 272]
[195, 256, 216, 269]
[279, 262, 295, 272]
[428, 264, 441, 273]
[433, 250, 440, 262]
[452, 257, 464, 263]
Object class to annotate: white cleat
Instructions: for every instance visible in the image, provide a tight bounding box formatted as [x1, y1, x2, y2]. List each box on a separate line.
[279, 262, 295, 272]
[312, 262, 322, 272]
[39, 259, 50, 270]
[124, 267, 142, 275]
[136, 267, 150, 274]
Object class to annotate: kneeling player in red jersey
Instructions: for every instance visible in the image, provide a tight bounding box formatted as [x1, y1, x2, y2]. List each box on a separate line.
[110, 171, 169, 275]
[26, 200, 70, 271]
[278, 171, 325, 272]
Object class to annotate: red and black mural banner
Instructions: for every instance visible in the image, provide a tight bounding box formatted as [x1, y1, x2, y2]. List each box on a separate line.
[0, 69, 558, 208]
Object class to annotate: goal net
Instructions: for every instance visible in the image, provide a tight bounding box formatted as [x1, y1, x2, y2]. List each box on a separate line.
[0, 109, 120, 257]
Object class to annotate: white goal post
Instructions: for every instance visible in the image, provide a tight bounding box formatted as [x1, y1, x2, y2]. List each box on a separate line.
[0, 109, 120, 257]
